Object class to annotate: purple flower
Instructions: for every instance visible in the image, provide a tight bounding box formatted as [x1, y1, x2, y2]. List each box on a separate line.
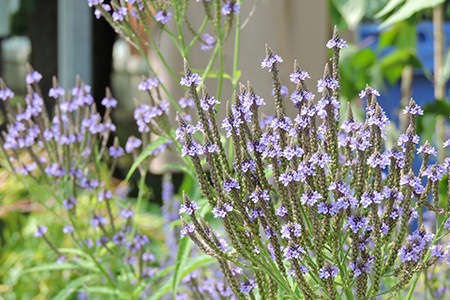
[400, 174, 425, 194]
[261, 54, 283, 71]
[347, 215, 369, 233]
[367, 153, 390, 169]
[319, 265, 339, 279]
[101, 96, 118, 108]
[87, 0, 103, 7]
[403, 102, 423, 115]
[397, 133, 420, 151]
[48, 86, 64, 99]
[212, 203, 233, 218]
[239, 279, 256, 296]
[112, 7, 127, 22]
[283, 244, 305, 260]
[326, 37, 347, 49]
[0, 86, 14, 101]
[34, 226, 48, 237]
[300, 191, 322, 206]
[359, 87, 380, 98]
[223, 178, 240, 192]
[63, 197, 77, 210]
[290, 90, 314, 107]
[281, 222, 302, 239]
[200, 33, 216, 50]
[109, 146, 125, 158]
[317, 77, 339, 92]
[360, 191, 383, 208]
[272, 85, 289, 99]
[422, 165, 445, 182]
[276, 205, 288, 217]
[221, 2, 240, 15]
[417, 143, 437, 156]
[155, 10, 172, 24]
[181, 141, 204, 157]
[26, 71, 43, 85]
[90, 214, 107, 228]
[250, 189, 270, 203]
[119, 209, 135, 219]
[444, 217, 450, 230]
[63, 225, 74, 235]
[180, 223, 196, 238]
[349, 256, 374, 277]
[200, 95, 220, 111]
[430, 245, 447, 261]
[178, 97, 195, 109]
[180, 72, 202, 87]
[179, 200, 201, 215]
[138, 77, 159, 91]
[290, 70, 310, 84]
[125, 136, 142, 153]
[317, 202, 340, 215]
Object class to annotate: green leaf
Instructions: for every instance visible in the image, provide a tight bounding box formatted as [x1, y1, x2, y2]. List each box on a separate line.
[52, 274, 98, 300]
[23, 262, 85, 274]
[331, 0, 366, 30]
[125, 136, 169, 181]
[379, 0, 445, 29]
[163, 163, 196, 182]
[441, 48, 450, 83]
[172, 235, 191, 297]
[375, 0, 405, 18]
[150, 255, 215, 300]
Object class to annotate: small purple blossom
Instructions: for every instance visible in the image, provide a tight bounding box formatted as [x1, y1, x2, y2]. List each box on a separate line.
[319, 265, 339, 279]
[347, 216, 369, 233]
[290, 70, 310, 84]
[283, 244, 305, 260]
[180, 72, 202, 87]
[300, 191, 322, 206]
[63, 197, 77, 210]
[221, 1, 240, 15]
[112, 7, 127, 22]
[326, 37, 347, 49]
[239, 279, 256, 296]
[180, 223, 196, 238]
[200, 33, 216, 50]
[281, 222, 302, 239]
[48, 86, 64, 98]
[63, 225, 74, 235]
[109, 146, 125, 158]
[101, 96, 118, 108]
[212, 203, 233, 218]
[34, 225, 48, 237]
[403, 102, 423, 115]
[26, 71, 43, 85]
[90, 214, 107, 228]
[317, 77, 339, 92]
[125, 136, 142, 153]
[179, 200, 201, 215]
[261, 54, 283, 71]
[138, 77, 159, 91]
[223, 178, 240, 192]
[155, 10, 172, 24]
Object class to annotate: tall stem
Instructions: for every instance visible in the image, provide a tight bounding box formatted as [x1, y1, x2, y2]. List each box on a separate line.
[433, 4, 445, 163]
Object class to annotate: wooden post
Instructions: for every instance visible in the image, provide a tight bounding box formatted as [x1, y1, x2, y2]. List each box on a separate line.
[58, 0, 92, 89]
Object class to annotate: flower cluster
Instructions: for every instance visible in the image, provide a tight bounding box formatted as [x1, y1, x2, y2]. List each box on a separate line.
[177, 29, 450, 299]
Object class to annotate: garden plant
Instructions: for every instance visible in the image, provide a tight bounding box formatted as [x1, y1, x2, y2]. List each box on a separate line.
[0, 0, 450, 299]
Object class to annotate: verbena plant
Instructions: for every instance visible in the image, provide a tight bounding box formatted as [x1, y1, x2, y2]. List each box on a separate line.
[1, 0, 450, 299]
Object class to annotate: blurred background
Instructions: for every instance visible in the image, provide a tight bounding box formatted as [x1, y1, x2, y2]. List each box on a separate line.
[1, 0, 450, 298]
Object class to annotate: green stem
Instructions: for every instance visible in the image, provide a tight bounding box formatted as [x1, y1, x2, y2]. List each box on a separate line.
[232, 1, 242, 90]
[405, 213, 448, 299]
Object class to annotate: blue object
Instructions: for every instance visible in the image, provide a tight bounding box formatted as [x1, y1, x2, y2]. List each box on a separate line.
[358, 22, 450, 123]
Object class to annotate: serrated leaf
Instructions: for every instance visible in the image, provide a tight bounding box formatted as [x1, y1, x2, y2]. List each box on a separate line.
[379, 0, 445, 29]
[52, 274, 98, 300]
[125, 136, 169, 182]
[23, 262, 81, 274]
[149, 254, 215, 300]
[375, 0, 405, 18]
[172, 235, 191, 297]
[331, 0, 366, 30]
